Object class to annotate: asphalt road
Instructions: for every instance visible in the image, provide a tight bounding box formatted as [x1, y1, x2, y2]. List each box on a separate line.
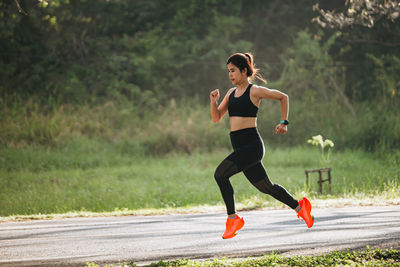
[0, 205, 399, 266]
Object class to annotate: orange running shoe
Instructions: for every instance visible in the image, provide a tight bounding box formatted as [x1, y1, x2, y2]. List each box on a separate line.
[297, 197, 314, 228]
[222, 215, 245, 239]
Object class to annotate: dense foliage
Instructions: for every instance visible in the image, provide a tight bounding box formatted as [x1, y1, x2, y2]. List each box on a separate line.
[1, 0, 399, 152]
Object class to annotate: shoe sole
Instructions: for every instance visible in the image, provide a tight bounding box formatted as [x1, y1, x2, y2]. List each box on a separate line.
[222, 232, 237, 239]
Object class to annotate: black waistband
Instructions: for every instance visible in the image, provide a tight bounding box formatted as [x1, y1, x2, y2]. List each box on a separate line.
[230, 127, 258, 137]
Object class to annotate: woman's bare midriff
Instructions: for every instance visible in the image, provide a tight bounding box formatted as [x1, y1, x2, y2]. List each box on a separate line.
[229, 117, 257, 132]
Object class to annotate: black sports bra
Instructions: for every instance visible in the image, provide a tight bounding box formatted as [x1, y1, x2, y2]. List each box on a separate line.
[228, 84, 258, 117]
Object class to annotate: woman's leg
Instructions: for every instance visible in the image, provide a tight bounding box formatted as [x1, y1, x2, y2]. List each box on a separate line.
[243, 162, 299, 209]
[214, 157, 241, 215]
[214, 156, 246, 239]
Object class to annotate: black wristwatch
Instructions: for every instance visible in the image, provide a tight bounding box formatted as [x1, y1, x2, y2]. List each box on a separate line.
[280, 120, 289, 125]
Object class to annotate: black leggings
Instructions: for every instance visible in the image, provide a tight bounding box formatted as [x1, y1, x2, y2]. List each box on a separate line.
[214, 127, 298, 215]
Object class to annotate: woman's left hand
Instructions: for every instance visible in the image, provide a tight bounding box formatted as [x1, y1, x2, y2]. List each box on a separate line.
[275, 124, 287, 135]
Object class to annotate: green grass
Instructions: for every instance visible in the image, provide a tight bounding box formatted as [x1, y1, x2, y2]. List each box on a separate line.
[85, 248, 400, 266]
[0, 139, 399, 217]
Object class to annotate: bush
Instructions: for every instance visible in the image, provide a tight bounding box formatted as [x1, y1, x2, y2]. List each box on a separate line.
[0, 97, 231, 154]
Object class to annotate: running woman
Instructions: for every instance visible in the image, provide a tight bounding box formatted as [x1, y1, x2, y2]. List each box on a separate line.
[210, 52, 314, 239]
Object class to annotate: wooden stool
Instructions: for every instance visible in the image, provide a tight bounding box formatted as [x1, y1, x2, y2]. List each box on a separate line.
[305, 168, 332, 194]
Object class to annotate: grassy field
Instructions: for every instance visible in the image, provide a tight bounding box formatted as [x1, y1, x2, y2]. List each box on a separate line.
[1, 139, 399, 217]
[85, 248, 400, 266]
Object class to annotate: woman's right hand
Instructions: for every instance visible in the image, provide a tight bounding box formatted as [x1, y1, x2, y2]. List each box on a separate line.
[210, 89, 220, 103]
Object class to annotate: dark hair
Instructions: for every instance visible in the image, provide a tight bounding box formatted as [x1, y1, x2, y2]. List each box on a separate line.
[226, 52, 267, 84]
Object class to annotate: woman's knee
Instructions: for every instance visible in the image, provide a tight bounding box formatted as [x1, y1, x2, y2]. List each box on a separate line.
[214, 159, 238, 182]
[214, 168, 224, 182]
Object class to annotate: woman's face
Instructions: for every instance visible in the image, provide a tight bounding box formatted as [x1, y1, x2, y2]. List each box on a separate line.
[227, 63, 246, 86]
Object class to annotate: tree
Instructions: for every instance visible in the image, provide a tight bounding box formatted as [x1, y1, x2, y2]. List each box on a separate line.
[313, 0, 400, 29]
[312, 0, 400, 102]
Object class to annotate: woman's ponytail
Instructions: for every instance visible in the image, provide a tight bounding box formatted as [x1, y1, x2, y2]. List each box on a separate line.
[244, 52, 267, 84]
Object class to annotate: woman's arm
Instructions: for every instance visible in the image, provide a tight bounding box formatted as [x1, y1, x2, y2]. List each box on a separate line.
[210, 88, 233, 123]
[253, 86, 289, 134]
